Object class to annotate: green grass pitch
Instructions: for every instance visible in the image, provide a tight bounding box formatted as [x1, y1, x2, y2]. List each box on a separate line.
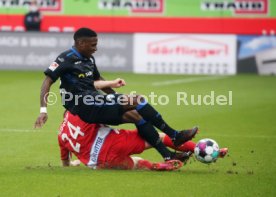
[0, 71, 275, 196]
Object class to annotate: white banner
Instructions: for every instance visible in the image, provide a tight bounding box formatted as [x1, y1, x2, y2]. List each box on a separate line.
[134, 34, 237, 75]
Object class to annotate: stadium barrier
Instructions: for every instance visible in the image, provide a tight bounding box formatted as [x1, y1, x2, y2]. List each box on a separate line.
[0, 32, 275, 75]
[133, 34, 237, 75]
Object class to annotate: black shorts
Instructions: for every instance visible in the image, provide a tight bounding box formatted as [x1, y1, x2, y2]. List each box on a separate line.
[75, 93, 125, 125]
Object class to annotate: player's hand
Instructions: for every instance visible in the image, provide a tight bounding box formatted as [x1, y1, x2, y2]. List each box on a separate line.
[70, 160, 81, 167]
[112, 78, 126, 88]
[34, 113, 48, 128]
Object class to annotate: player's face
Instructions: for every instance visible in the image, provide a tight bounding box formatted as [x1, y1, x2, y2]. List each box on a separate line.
[78, 37, 98, 58]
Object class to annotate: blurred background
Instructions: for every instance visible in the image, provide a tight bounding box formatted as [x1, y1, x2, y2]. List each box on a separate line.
[0, 0, 275, 75]
[0, 2, 276, 196]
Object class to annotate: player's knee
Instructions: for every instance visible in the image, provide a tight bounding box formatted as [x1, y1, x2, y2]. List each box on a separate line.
[131, 95, 146, 106]
[131, 156, 143, 169]
[159, 133, 166, 140]
[122, 111, 143, 123]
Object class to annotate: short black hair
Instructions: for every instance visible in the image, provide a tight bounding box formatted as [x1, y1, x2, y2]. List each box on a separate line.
[73, 27, 97, 41]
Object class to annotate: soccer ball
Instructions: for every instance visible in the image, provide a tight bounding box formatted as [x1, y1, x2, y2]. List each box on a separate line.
[194, 138, 219, 164]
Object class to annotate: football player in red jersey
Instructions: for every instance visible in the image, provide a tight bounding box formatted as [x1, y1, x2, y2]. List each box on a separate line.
[58, 111, 228, 171]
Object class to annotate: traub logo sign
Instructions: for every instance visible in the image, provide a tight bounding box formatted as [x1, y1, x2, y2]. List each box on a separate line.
[201, 0, 269, 15]
[98, 0, 164, 14]
[0, 0, 62, 12]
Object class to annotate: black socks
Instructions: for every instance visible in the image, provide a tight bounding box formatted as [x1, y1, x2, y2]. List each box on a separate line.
[136, 119, 172, 160]
[136, 101, 178, 139]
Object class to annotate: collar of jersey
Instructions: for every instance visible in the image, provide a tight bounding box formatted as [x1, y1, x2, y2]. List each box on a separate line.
[70, 47, 84, 59]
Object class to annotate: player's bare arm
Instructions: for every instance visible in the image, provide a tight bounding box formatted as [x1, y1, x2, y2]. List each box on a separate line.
[94, 78, 126, 89]
[34, 76, 54, 128]
[62, 159, 80, 167]
[98, 76, 116, 94]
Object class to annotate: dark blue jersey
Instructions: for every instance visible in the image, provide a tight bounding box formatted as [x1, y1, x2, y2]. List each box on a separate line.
[44, 46, 101, 111]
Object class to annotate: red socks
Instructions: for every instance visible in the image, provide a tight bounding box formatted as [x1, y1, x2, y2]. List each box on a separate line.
[137, 159, 153, 170]
[163, 135, 196, 152]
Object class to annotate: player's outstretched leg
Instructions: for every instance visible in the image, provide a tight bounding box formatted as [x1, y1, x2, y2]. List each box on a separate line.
[162, 134, 196, 163]
[168, 148, 228, 164]
[136, 120, 199, 162]
[151, 160, 183, 171]
[135, 99, 198, 145]
[136, 119, 174, 161]
[122, 110, 180, 161]
[134, 157, 183, 171]
[163, 134, 196, 152]
[170, 152, 192, 164]
[172, 127, 198, 147]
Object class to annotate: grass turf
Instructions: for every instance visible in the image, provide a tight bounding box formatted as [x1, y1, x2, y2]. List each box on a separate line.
[0, 71, 275, 196]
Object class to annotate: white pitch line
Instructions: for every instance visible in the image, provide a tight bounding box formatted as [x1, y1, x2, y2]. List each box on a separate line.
[1, 129, 274, 139]
[0, 128, 41, 132]
[152, 76, 229, 86]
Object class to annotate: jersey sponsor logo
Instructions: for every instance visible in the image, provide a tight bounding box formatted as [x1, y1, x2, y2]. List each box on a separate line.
[49, 62, 59, 71]
[201, 0, 269, 15]
[87, 127, 111, 168]
[85, 71, 93, 77]
[98, 0, 164, 14]
[78, 71, 93, 78]
[78, 74, 85, 78]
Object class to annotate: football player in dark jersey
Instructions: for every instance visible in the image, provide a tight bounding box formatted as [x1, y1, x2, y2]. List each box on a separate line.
[34, 27, 198, 162]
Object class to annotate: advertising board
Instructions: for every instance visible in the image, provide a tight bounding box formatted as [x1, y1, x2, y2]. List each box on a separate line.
[134, 34, 237, 75]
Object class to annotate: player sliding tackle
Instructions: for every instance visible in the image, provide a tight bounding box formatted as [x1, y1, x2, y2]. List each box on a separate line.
[59, 111, 228, 170]
[34, 27, 198, 163]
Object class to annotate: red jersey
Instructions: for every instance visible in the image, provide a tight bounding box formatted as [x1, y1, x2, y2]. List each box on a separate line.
[58, 111, 112, 167]
[58, 111, 146, 169]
